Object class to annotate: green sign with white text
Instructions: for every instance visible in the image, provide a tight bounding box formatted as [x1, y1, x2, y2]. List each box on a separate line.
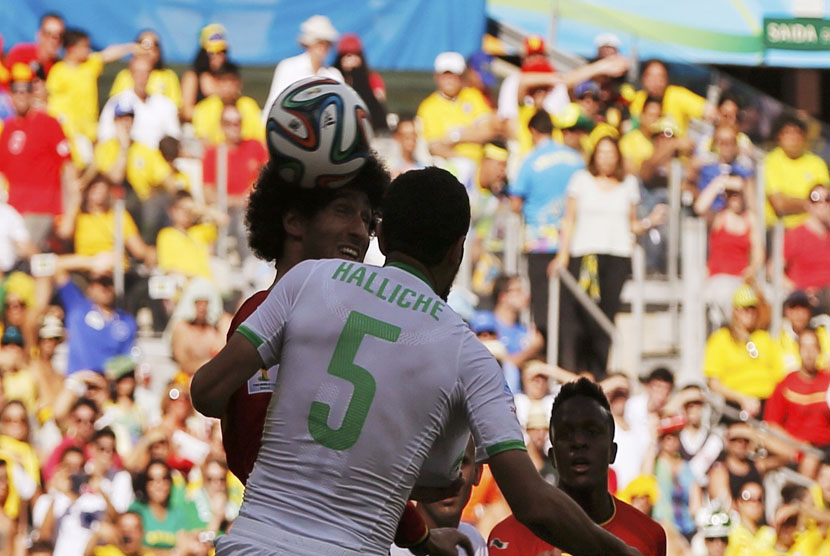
[764, 17, 830, 50]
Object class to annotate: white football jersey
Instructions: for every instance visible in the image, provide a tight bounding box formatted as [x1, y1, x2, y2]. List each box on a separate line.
[232, 259, 523, 555]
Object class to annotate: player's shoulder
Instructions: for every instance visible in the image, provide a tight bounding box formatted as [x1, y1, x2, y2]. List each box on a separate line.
[611, 497, 666, 548]
[488, 514, 542, 553]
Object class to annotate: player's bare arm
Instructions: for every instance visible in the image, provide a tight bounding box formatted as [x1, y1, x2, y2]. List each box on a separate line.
[489, 450, 641, 556]
[191, 333, 264, 418]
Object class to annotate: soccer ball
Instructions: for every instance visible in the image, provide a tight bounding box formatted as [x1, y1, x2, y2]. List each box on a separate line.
[266, 77, 374, 189]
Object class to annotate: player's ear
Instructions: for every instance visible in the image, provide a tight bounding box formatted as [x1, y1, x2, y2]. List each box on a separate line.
[473, 463, 483, 487]
[610, 441, 618, 465]
[376, 221, 388, 255]
[283, 209, 305, 239]
[447, 235, 465, 265]
[547, 446, 557, 468]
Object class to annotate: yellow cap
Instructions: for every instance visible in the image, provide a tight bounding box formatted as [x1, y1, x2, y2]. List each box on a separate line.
[732, 284, 758, 308]
[10, 63, 33, 84]
[200, 23, 227, 54]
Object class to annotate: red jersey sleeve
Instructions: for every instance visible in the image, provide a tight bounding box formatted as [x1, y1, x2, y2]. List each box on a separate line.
[763, 378, 787, 426]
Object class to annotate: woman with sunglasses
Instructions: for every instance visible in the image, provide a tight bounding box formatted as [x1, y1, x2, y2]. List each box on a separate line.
[109, 29, 182, 109]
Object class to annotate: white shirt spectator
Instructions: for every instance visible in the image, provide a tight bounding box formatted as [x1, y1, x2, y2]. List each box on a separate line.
[98, 90, 181, 148]
[0, 203, 30, 272]
[497, 72, 569, 121]
[261, 52, 343, 124]
[33, 491, 106, 556]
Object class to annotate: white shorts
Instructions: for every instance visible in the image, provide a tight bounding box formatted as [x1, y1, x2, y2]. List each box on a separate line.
[216, 516, 370, 556]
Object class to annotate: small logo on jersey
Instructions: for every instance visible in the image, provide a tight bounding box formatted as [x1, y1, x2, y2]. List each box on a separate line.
[247, 364, 278, 394]
[489, 538, 509, 550]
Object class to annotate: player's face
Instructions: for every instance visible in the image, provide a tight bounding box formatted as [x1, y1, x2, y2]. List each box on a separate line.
[420, 440, 479, 526]
[550, 396, 615, 492]
[301, 188, 372, 262]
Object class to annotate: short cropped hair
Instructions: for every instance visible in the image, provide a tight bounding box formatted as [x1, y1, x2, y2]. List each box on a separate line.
[63, 28, 88, 49]
[528, 109, 553, 135]
[773, 113, 807, 138]
[380, 167, 470, 266]
[246, 153, 389, 263]
[549, 377, 615, 440]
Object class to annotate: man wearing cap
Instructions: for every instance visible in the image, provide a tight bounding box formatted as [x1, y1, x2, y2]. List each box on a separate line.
[262, 14, 343, 120]
[510, 109, 584, 340]
[778, 289, 830, 372]
[703, 285, 784, 418]
[669, 385, 723, 486]
[98, 56, 180, 149]
[416, 51, 499, 174]
[194, 61, 264, 146]
[488, 378, 666, 555]
[764, 327, 830, 478]
[467, 141, 509, 292]
[0, 63, 76, 247]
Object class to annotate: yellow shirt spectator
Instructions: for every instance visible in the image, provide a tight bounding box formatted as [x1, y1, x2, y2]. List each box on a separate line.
[620, 128, 655, 174]
[0, 436, 40, 489]
[725, 523, 776, 556]
[417, 87, 493, 162]
[110, 67, 182, 108]
[704, 328, 785, 399]
[192, 96, 263, 145]
[779, 324, 830, 372]
[3, 368, 37, 414]
[157, 223, 216, 280]
[764, 146, 829, 228]
[75, 210, 140, 257]
[46, 53, 104, 142]
[94, 139, 172, 201]
[630, 85, 705, 137]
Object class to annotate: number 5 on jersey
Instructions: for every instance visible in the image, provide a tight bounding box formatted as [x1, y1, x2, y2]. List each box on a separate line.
[309, 311, 401, 450]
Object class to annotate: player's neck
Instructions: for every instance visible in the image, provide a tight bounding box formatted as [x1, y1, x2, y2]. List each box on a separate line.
[562, 485, 615, 524]
[384, 253, 440, 295]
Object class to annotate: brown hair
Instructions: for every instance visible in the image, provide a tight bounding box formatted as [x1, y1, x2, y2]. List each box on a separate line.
[587, 136, 625, 181]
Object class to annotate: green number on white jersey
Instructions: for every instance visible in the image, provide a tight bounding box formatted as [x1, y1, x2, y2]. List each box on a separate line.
[308, 311, 401, 450]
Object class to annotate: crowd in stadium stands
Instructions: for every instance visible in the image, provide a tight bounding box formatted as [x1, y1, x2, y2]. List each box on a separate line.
[1, 9, 830, 556]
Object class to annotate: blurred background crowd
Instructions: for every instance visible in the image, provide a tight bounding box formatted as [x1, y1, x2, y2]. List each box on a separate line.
[1, 3, 830, 556]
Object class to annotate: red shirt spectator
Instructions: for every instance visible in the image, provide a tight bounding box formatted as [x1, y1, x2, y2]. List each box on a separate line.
[202, 138, 266, 197]
[4, 13, 65, 78]
[0, 66, 71, 216]
[764, 328, 830, 446]
[784, 205, 830, 291]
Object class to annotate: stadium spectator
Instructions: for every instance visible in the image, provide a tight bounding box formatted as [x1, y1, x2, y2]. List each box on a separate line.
[765, 114, 830, 229]
[552, 136, 665, 375]
[0, 63, 75, 247]
[181, 23, 231, 122]
[333, 33, 388, 131]
[169, 279, 231, 379]
[601, 373, 650, 493]
[485, 275, 544, 369]
[261, 15, 343, 119]
[510, 110, 584, 338]
[192, 61, 263, 146]
[84, 427, 134, 515]
[156, 190, 222, 282]
[4, 12, 64, 78]
[110, 29, 182, 108]
[513, 360, 555, 433]
[0, 326, 38, 413]
[651, 416, 701, 543]
[40, 253, 137, 377]
[629, 59, 708, 136]
[524, 409, 557, 485]
[390, 439, 485, 555]
[703, 284, 783, 418]
[620, 96, 662, 175]
[694, 124, 755, 215]
[42, 398, 99, 482]
[764, 328, 830, 478]
[695, 92, 754, 160]
[188, 457, 241, 536]
[84, 510, 146, 556]
[783, 184, 830, 312]
[98, 56, 181, 149]
[624, 367, 674, 440]
[45, 28, 136, 148]
[724, 480, 775, 553]
[389, 115, 424, 178]
[129, 459, 203, 551]
[487, 378, 667, 555]
[0, 196, 35, 274]
[416, 51, 500, 175]
[778, 289, 830, 372]
[464, 51, 497, 106]
[0, 399, 41, 490]
[696, 172, 763, 325]
[202, 104, 267, 261]
[667, 385, 722, 485]
[470, 310, 521, 393]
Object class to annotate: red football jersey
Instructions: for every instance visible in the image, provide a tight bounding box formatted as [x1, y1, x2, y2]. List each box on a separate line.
[488, 496, 666, 556]
[222, 289, 271, 484]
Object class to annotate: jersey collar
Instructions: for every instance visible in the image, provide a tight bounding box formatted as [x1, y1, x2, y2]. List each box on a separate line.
[386, 262, 435, 291]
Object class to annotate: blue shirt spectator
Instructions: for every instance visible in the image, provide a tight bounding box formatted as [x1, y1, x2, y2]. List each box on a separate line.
[698, 161, 753, 212]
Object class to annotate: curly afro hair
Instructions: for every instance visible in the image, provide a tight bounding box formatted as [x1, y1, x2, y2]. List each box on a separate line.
[245, 152, 389, 263]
